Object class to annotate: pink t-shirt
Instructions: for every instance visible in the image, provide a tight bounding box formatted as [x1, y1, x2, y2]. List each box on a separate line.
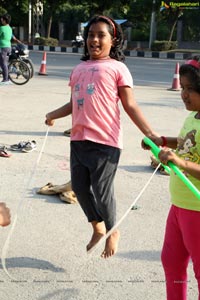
[69, 59, 133, 149]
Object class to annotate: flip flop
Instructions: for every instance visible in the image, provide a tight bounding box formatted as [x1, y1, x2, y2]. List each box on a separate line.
[0, 149, 11, 158]
[59, 191, 78, 204]
[37, 183, 55, 195]
[63, 129, 71, 137]
[37, 181, 72, 195]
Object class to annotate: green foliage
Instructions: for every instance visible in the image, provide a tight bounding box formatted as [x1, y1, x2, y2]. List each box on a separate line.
[132, 28, 149, 41]
[68, 0, 132, 17]
[181, 10, 200, 41]
[55, 3, 89, 40]
[156, 22, 171, 40]
[1, 0, 200, 44]
[0, 0, 29, 26]
[151, 40, 177, 51]
[34, 37, 58, 46]
[0, 7, 7, 15]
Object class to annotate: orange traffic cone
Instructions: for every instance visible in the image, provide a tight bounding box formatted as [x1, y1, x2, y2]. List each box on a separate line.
[38, 52, 48, 75]
[170, 62, 180, 91]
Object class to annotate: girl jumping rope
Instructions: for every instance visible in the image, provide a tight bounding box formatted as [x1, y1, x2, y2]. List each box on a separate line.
[45, 15, 157, 258]
[147, 56, 200, 299]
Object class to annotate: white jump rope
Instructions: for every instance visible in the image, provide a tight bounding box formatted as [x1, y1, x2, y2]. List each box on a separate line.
[1, 126, 50, 280]
[1, 127, 161, 279]
[87, 162, 161, 255]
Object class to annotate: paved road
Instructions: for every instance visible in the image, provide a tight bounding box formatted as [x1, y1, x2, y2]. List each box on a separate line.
[29, 51, 183, 86]
[0, 56, 198, 300]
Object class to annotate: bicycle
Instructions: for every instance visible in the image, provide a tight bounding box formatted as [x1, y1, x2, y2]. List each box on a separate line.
[10, 44, 35, 78]
[8, 59, 31, 85]
[0, 45, 31, 85]
[0, 59, 31, 85]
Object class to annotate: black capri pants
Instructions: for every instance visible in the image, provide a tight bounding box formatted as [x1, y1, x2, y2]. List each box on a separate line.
[70, 141, 121, 230]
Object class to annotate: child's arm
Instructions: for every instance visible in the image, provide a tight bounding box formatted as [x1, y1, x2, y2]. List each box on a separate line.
[159, 148, 200, 180]
[46, 99, 72, 126]
[145, 136, 178, 150]
[0, 203, 11, 227]
[119, 86, 157, 137]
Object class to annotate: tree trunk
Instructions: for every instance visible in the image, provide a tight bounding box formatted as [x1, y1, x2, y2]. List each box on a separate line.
[168, 9, 181, 42]
[168, 18, 177, 42]
[46, 15, 52, 38]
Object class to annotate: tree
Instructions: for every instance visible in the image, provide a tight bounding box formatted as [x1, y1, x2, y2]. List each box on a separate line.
[180, 9, 200, 42]
[123, 0, 159, 41]
[1, 0, 199, 44]
[68, 0, 132, 17]
[0, 0, 29, 25]
[42, 0, 132, 38]
[159, 3, 183, 42]
[41, 0, 70, 38]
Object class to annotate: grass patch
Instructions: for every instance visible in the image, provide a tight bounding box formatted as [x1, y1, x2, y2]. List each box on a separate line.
[166, 49, 200, 53]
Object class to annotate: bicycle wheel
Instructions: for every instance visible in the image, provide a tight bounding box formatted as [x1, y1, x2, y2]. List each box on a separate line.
[8, 60, 30, 85]
[22, 58, 35, 78]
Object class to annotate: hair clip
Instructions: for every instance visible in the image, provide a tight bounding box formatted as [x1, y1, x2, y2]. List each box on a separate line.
[185, 59, 200, 69]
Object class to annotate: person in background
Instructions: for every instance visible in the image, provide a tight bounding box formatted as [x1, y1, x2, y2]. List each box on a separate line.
[0, 13, 12, 85]
[75, 32, 84, 47]
[76, 32, 84, 42]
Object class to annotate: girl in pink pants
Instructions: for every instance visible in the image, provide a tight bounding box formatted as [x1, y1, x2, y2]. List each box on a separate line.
[149, 56, 200, 299]
[161, 205, 200, 300]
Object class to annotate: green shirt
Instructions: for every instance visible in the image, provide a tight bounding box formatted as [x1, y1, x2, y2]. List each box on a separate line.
[170, 111, 200, 211]
[0, 25, 12, 48]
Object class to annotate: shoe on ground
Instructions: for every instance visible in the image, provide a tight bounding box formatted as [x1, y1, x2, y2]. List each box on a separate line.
[10, 140, 36, 152]
[63, 129, 71, 137]
[21, 140, 37, 153]
[0, 80, 12, 85]
[10, 141, 28, 151]
[0, 146, 11, 158]
[150, 155, 169, 176]
[59, 191, 78, 204]
[150, 155, 160, 169]
[37, 181, 72, 195]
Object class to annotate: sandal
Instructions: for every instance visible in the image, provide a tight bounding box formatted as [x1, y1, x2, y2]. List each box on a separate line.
[150, 155, 169, 176]
[59, 191, 78, 204]
[0, 146, 11, 158]
[63, 129, 71, 137]
[37, 181, 72, 195]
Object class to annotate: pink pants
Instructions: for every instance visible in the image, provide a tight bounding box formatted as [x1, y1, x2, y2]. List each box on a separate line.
[161, 205, 200, 300]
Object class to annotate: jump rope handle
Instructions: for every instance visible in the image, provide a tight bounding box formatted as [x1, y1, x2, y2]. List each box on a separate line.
[143, 137, 200, 200]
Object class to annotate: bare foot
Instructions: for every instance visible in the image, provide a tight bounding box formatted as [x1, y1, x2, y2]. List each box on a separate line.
[101, 229, 120, 258]
[87, 232, 105, 251]
[86, 221, 106, 252]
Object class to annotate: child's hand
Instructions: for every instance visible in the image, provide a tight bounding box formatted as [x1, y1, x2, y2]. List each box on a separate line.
[45, 113, 55, 126]
[0, 203, 11, 227]
[158, 148, 181, 167]
[141, 136, 163, 150]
